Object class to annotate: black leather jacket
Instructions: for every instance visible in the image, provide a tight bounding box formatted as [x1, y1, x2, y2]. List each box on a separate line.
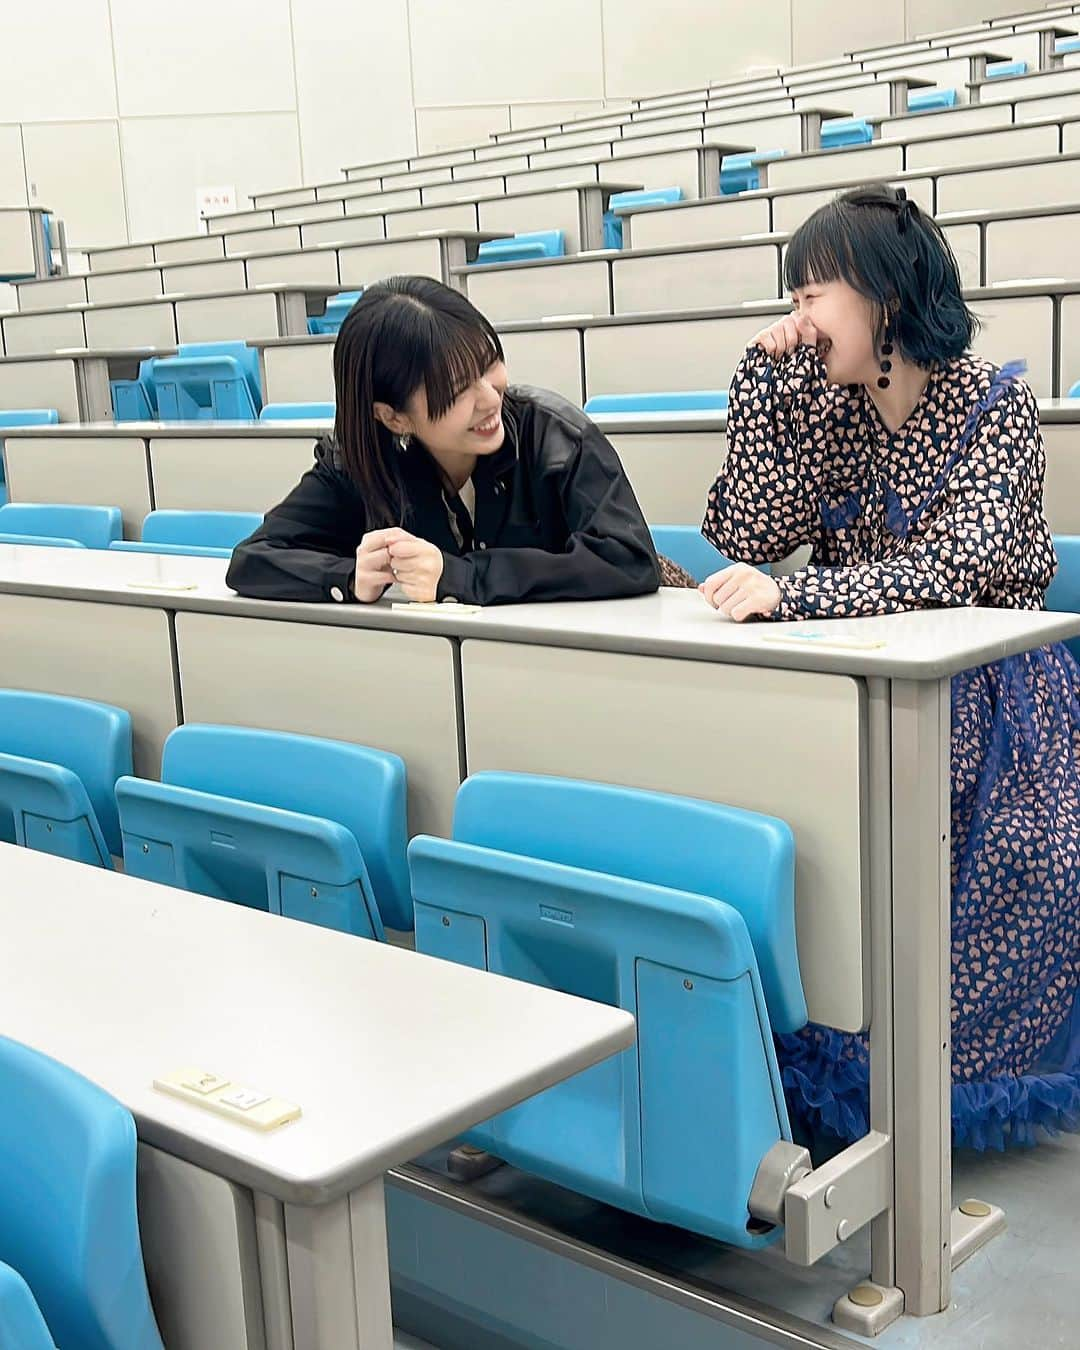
[227, 385, 660, 606]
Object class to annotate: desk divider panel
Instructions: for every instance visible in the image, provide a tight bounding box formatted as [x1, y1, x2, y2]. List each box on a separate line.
[174, 612, 462, 838]
[4, 435, 153, 538]
[460, 638, 867, 1031]
[149, 436, 315, 515]
[0, 594, 179, 778]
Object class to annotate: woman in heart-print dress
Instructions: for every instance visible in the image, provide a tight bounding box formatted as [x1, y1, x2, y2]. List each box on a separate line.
[701, 184, 1080, 1151]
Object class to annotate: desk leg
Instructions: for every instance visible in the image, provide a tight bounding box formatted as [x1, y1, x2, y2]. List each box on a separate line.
[284, 1178, 393, 1349]
[889, 676, 952, 1316]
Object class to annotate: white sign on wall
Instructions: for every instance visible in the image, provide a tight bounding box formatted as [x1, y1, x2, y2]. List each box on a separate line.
[195, 185, 238, 229]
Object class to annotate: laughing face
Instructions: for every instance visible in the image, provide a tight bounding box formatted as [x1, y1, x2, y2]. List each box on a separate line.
[790, 277, 884, 387]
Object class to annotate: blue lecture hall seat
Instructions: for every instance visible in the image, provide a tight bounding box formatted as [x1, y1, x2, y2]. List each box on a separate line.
[907, 87, 957, 110]
[0, 503, 121, 549]
[719, 150, 786, 195]
[0, 409, 60, 506]
[1046, 535, 1080, 665]
[111, 341, 263, 422]
[259, 401, 336, 420]
[820, 117, 874, 148]
[648, 525, 763, 584]
[584, 390, 729, 414]
[606, 187, 683, 245]
[987, 59, 1028, 77]
[411, 772, 806, 1249]
[117, 724, 412, 936]
[0, 1261, 56, 1350]
[1068, 379, 1080, 397]
[0, 689, 132, 867]
[1056, 36, 1080, 54]
[109, 509, 263, 558]
[0, 1036, 164, 1350]
[0, 533, 85, 548]
[476, 230, 566, 265]
[308, 290, 363, 335]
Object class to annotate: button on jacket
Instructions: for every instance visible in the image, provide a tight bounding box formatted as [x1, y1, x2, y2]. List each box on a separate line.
[227, 385, 661, 606]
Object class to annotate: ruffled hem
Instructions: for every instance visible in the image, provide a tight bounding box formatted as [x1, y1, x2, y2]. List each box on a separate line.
[777, 1028, 1080, 1155]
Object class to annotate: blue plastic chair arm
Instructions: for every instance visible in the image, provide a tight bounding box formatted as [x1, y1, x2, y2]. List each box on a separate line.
[0, 750, 112, 867]
[117, 777, 385, 940]
[109, 541, 233, 559]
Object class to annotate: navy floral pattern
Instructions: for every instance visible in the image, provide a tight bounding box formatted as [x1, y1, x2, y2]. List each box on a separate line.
[705, 345, 1080, 1150]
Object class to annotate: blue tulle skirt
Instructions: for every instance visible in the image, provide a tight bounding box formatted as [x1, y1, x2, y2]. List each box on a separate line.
[778, 644, 1080, 1152]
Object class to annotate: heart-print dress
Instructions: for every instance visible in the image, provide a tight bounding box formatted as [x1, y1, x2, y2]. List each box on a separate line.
[704, 343, 1080, 1150]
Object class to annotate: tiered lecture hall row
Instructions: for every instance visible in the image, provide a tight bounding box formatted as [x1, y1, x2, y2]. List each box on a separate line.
[2, 6, 1080, 1350]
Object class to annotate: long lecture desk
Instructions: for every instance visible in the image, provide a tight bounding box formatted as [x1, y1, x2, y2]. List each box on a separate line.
[11, 230, 500, 311]
[6, 402, 1080, 539]
[0, 205, 58, 282]
[0, 843, 634, 1350]
[2, 544, 1079, 1329]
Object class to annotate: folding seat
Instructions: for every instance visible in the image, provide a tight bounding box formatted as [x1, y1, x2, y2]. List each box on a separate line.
[411, 772, 807, 1249]
[109, 509, 262, 558]
[117, 725, 412, 937]
[476, 230, 566, 264]
[0, 502, 121, 549]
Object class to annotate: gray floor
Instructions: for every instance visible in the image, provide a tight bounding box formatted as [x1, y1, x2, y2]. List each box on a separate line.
[407, 1127, 1080, 1348]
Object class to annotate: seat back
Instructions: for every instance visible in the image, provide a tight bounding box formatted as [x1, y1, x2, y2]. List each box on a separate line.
[607, 188, 683, 245]
[908, 87, 957, 110]
[0, 689, 131, 860]
[0, 1261, 58, 1350]
[110, 359, 157, 423]
[451, 773, 804, 1032]
[720, 149, 785, 195]
[1068, 379, 1080, 398]
[987, 59, 1028, 77]
[259, 401, 335, 420]
[0, 533, 85, 548]
[476, 230, 565, 265]
[121, 724, 412, 930]
[109, 541, 231, 558]
[0, 1037, 163, 1350]
[585, 389, 729, 414]
[1056, 36, 1080, 54]
[0, 503, 121, 549]
[820, 117, 873, 148]
[649, 525, 765, 584]
[307, 290, 363, 336]
[1046, 535, 1080, 664]
[411, 775, 803, 1247]
[151, 342, 262, 420]
[139, 509, 262, 550]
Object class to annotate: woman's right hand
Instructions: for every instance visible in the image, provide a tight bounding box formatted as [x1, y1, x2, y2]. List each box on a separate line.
[753, 312, 818, 359]
[352, 527, 406, 602]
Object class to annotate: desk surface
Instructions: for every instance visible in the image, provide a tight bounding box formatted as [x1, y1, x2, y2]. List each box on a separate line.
[1, 544, 1077, 680]
[0, 845, 634, 1206]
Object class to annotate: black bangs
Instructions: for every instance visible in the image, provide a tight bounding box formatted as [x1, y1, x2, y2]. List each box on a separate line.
[418, 306, 504, 421]
[783, 202, 857, 294]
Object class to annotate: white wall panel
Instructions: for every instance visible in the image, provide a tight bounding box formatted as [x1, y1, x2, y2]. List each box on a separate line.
[0, 0, 117, 122]
[22, 122, 127, 247]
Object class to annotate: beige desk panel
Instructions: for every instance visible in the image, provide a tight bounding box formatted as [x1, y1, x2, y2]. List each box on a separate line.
[613, 244, 780, 313]
[460, 639, 867, 1031]
[766, 143, 905, 192]
[466, 260, 611, 324]
[4, 435, 152, 537]
[175, 292, 283, 344]
[343, 187, 422, 215]
[585, 315, 762, 398]
[149, 436, 315, 514]
[1043, 424, 1080, 533]
[610, 430, 724, 525]
[984, 213, 1080, 284]
[878, 103, 1011, 142]
[337, 237, 448, 289]
[941, 223, 982, 291]
[479, 192, 587, 253]
[225, 226, 303, 258]
[155, 236, 227, 266]
[302, 215, 386, 249]
[18, 276, 89, 311]
[0, 358, 81, 421]
[0, 594, 178, 777]
[1059, 295, 1080, 403]
[2, 309, 86, 357]
[386, 204, 478, 240]
[972, 295, 1054, 397]
[263, 342, 334, 403]
[84, 302, 176, 351]
[0, 212, 37, 279]
[89, 244, 156, 274]
[610, 129, 703, 159]
[936, 160, 1080, 213]
[245, 249, 340, 288]
[275, 200, 345, 226]
[506, 164, 602, 193]
[175, 612, 461, 837]
[86, 269, 165, 305]
[628, 196, 771, 249]
[161, 259, 248, 296]
[772, 177, 935, 234]
[500, 328, 583, 404]
[905, 123, 1060, 172]
[607, 149, 705, 200]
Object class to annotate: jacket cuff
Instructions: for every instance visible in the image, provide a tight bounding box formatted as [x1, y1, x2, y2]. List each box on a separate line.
[773, 572, 810, 620]
[325, 557, 359, 604]
[436, 552, 476, 604]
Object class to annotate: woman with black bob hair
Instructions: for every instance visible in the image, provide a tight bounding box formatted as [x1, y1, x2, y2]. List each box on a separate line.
[701, 183, 1080, 1152]
[228, 275, 660, 605]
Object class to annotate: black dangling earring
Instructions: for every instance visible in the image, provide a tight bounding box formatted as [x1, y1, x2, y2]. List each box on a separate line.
[877, 317, 894, 391]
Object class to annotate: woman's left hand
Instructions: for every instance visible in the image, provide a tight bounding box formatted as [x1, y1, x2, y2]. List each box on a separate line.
[387, 534, 445, 603]
[700, 564, 781, 622]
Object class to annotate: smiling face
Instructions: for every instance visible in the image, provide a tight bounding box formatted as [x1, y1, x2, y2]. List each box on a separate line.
[791, 277, 883, 387]
[404, 359, 509, 458]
